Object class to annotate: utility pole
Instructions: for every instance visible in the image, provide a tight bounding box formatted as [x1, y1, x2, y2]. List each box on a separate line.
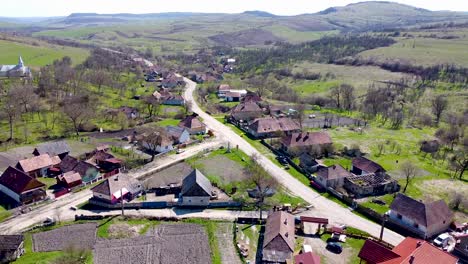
[379, 213, 389, 241]
[121, 187, 124, 216]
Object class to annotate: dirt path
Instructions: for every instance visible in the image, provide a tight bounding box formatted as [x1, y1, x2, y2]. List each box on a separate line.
[215, 223, 242, 264]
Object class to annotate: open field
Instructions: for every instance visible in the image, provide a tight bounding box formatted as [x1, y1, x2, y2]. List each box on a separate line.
[359, 29, 468, 67]
[0, 38, 89, 67]
[94, 223, 213, 264]
[292, 62, 411, 95]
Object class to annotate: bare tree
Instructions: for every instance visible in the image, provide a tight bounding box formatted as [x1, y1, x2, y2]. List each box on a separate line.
[450, 151, 467, 180]
[431, 95, 448, 125]
[137, 126, 168, 162]
[449, 193, 464, 211]
[400, 161, 417, 193]
[376, 141, 385, 156]
[142, 95, 160, 118]
[341, 84, 355, 112]
[62, 95, 97, 136]
[330, 86, 341, 109]
[0, 93, 21, 140]
[295, 104, 306, 130]
[246, 154, 278, 220]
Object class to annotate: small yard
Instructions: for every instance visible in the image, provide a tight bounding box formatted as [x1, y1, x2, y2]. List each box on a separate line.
[236, 223, 260, 264]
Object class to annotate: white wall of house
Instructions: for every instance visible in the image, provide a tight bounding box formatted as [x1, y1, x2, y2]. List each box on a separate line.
[180, 196, 210, 206]
[388, 210, 427, 235]
[142, 142, 174, 154]
[0, 184, 20, 202]
[179, 131, 190, 143]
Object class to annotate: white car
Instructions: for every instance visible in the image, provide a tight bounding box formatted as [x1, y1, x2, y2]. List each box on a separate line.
[433, 233, 450, 247]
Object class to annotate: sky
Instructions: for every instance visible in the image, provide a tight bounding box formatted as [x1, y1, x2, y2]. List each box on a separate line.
[1, 0, 468, 17]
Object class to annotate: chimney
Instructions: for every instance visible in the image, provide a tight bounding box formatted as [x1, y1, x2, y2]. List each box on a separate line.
[284, 218, 288, 225]
[285, 232, 289, 238]
[416, 241, 422, 248]
[409, 255, 415, 264]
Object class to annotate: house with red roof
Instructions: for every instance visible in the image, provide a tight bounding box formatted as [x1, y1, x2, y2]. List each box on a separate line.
[178, 114, 206, 135]
[230, 100, 263, 122]
[292, 252, 321, 264]
[281, 131, 333, 156]
[358, 237, 458, 264]
[351, 157, 386, 175]
[247, 117, 301, 139]
[387, 193, 453, 238]
[57, 171, 82, 189]
[16, 154, 59, 178]
[0, 166, 46, 205]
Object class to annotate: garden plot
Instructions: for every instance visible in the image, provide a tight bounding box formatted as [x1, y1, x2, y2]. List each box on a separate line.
[192, 155, 250, 183]
[32, 223, 97, 252]
[94, 223, 211, 264]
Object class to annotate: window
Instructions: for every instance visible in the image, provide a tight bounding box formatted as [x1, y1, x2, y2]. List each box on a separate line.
[397, 214, 402, 219]
[414, 223, 419, 228]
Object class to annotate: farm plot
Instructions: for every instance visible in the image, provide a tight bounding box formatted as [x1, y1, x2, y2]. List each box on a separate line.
[302, 113, 366, 129]
[32, 223, 97, 252]
[94, 223, 212, 264]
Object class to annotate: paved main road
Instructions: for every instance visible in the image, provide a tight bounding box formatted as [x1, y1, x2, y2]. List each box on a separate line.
[183, 77, 405, 245]
[0, 140, 221, 234]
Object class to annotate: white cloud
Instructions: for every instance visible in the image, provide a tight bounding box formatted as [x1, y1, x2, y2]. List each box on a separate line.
[2, 0, 468, 17]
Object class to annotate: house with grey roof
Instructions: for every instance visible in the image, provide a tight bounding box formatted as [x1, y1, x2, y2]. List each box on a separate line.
[179, 169, 213, 206]
[91, 174, 142, 204]
[0, 235, 24, 263]
[33, 141, 71, 159]
[0, 56, 31, 78]
[387, 193, 454, 238]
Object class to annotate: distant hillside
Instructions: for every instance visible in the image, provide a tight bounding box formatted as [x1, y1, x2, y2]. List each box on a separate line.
[37, 1, 468, 31]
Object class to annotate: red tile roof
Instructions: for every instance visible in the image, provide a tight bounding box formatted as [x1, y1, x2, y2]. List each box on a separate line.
[178, 115, 206, 130]
[352, 157, 385, 173]
[58, 171, 82, 185]
[358, 238, 458, 264]
[0, 166, 45, 194]
[231, 100, 262, 114]
[263, 211, 295, 252]
[358, 240, 400, 264]
[17, 154, 55, 172]
[294, 252, 321, 264]
[282, 132, 332, 148]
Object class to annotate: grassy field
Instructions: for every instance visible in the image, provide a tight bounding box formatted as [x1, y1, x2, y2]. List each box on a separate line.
[292, 62, 410, 95]
[0, 39, 89, 67]
[359, 29, 468, 67]
[0, 205, 12, 223]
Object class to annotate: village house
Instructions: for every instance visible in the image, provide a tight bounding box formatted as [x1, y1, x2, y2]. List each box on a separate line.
[91, 174, 142, 204]
[16, 154, 60, 178]
[33, 141, 71, 160]
[137, 130, 175, 154]
[344, 173, 399, 198]
[247, 117, 300, 139]
[281, 131, 333, 157]
[0, 235, 24, 264]
[0, 56, 31, 78]
[358, 237, 458, 264]
[119, 106, 139, 119]
[179, 169, 213, 207]
[160, 73, 184, 89]
[351, 156, 386, 175]
[453, 233, 468, 260]
[154, 89, 185, 105]
[242, 91, 262, 103]
[85, 149, 122, 177]
[166, 126, 190, 144]
[0, 166, 46, 205]
[178, 115, 206, 135]
[224, 91, 242, 102]
[387, 193, 453, 238]
[217, 84, 231, 98]
[57, 171, 82, 189]
[60, 155, 101, 184]
[292, 252, 321, 264]
[315, 165, 352, 189]
[263, 211, 296, 263]
[299, 153, 324, 174]
[230, 100, 263, 123]
[59, 155, 80, 174]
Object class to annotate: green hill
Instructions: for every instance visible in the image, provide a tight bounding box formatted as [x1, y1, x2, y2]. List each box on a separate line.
[0, 38, 89, 67]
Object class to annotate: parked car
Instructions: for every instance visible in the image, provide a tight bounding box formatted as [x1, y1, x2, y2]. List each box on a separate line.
[326, 242, 342, 254]
[433, 233, 450, 247]
[276, 156, 288, 165]
[70, 206, 77, 211]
